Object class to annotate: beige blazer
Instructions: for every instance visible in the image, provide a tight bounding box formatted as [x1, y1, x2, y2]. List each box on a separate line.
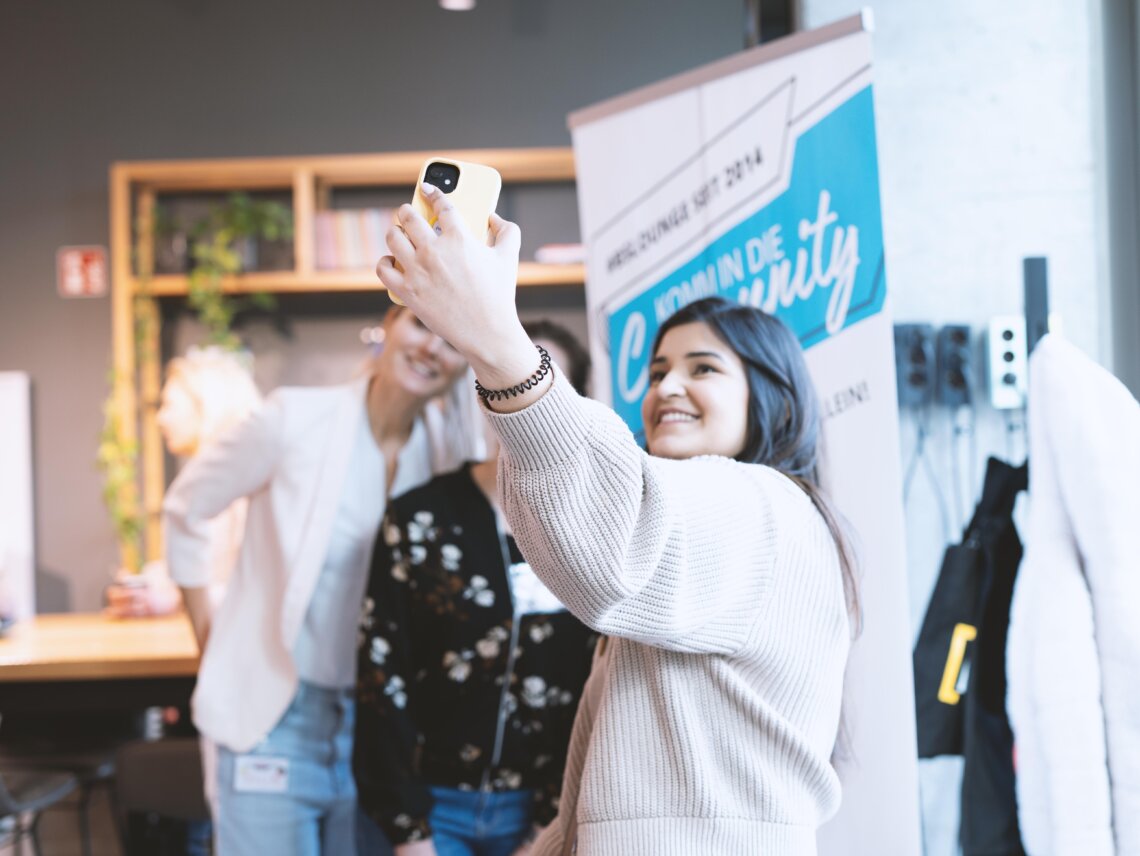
[164, 378, 463, 752]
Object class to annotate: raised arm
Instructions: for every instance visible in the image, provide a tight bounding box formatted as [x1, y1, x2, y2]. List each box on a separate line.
[375, 187, 785, 652]
[489, 373, 781, 652]
[163, 394, 285, 592]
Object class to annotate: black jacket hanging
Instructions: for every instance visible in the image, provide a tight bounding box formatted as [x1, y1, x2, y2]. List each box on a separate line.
[912, 457, 1028, 856]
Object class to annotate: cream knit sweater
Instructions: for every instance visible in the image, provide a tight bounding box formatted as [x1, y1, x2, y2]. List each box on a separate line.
[486, 374, 850, 856]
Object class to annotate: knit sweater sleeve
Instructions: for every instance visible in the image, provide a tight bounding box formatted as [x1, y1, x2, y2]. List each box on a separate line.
[487, 374, 780, 654]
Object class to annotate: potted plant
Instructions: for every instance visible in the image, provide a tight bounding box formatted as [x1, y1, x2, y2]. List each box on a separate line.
[187, 193, 292, 349]
[97, 387, 144, 573]
[98, 193, 292, 570]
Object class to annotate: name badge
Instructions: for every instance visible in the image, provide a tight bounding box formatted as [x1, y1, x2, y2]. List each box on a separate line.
[234, 756, 290, 793]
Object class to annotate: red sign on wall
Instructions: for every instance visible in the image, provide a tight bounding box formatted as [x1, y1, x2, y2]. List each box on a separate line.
[57, 246, 108, 298]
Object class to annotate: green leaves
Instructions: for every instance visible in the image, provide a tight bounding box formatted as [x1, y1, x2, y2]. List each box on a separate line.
[100, 195, 292, 568]
[96, 389, 142, 572]
[186, 193, 291, 350]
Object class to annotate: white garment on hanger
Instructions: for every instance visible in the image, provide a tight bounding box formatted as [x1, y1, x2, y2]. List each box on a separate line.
[1007, 334, 1140, 856]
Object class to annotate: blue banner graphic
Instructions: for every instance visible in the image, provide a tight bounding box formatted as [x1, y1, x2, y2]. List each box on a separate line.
[606, 86, 886, 432]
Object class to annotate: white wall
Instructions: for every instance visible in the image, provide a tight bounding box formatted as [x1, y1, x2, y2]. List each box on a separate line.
[798, 2, 1107, 853]
[0, 372, 36, 620]
[800, 2, 1104, 352]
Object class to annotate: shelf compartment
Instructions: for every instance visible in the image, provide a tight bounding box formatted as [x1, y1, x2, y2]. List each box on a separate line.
[137, 262, 584, 296]
[117, 147, 575, 193]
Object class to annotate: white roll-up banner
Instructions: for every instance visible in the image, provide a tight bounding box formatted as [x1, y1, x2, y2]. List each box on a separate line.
[568, 13, 920, 854]
[0, 372, 35, 620]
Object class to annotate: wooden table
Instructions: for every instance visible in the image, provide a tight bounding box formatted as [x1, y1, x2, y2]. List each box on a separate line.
[0, 612, 200, 713]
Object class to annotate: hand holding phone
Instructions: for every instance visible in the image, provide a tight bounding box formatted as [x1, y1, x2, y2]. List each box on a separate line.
[378, 180, 532, 397]
[389, 158, 502, 305]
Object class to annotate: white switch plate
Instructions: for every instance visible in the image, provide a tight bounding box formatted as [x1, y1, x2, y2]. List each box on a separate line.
[987, 316, 1028, 410]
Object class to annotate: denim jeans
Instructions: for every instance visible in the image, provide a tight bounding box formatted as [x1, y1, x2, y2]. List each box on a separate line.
[428, 786, 535, 856]
[216, 681, 357, 856]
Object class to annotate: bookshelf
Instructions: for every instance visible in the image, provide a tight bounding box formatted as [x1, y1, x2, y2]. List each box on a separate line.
[108, 147, 582, 561]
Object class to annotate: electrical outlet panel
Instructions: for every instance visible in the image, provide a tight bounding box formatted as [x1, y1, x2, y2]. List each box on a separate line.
[987, 316, 1028, 409]
[936, 324, 973, 407]
[894, 323, 936, 407]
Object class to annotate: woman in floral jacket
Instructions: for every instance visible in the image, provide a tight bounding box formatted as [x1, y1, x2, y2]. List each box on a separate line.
[355, 322, 597, 856]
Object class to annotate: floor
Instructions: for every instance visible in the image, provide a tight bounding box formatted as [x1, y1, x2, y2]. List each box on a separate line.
[1, 786, 121, 856]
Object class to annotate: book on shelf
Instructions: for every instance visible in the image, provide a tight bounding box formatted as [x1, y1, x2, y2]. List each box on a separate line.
[533, 243, 585, 265]
[315, 208, 394, 271]
[315, 211, 338, 270]
[361, 208, 389, 267]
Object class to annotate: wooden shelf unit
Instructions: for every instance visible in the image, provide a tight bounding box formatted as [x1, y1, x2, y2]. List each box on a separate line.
[138, 261, 585, 297]
[109, 147, 581, 562]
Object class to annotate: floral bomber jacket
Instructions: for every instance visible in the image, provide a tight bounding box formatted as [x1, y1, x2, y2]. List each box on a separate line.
[354, 465, 598, 845]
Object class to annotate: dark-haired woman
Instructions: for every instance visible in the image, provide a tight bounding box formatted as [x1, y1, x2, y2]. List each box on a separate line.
[354, 322, 597, 856]
[373, 185, 857, 856]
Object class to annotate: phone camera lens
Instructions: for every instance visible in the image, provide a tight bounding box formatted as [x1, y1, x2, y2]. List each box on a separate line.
[424, 162, 461, 194]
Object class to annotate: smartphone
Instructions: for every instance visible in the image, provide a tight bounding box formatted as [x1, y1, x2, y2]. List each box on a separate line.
[390, 157, 502, 304]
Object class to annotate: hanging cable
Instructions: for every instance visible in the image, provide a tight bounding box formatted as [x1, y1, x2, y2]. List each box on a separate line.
[902, 406, 952, 545]
[902, 411, 926, 505]
[1003, 408, 1026, 463]
[917, 770, 931, 856]
[949, 405, 977, 537]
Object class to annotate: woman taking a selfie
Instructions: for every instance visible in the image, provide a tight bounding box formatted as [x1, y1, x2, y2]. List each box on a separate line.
[378, 185, 856, 856]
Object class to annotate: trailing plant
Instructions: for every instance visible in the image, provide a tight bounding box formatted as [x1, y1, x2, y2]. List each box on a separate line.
[188, 193, 291, 349]
[98, 194, 289, 571]
[97, 261, 160, 573]
[97, 378, 143, 573]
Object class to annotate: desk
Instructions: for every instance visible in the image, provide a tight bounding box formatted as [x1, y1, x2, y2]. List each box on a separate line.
[0, 613, 200, 713]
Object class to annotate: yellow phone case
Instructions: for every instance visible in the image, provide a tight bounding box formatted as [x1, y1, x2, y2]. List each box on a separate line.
[413, 157, 502, 237]
[390, 157, 502, 305]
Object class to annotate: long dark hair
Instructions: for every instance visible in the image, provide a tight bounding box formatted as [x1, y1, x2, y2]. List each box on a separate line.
[651, 297, 860, 628]
[523, 318, 591, 396]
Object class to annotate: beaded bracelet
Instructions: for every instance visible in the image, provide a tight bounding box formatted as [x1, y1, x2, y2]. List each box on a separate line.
[475, 344, 552, 403]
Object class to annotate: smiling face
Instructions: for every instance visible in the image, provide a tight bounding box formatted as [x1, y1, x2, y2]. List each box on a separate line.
[641, 321, 750, 461]
[380, 308, 468, 399]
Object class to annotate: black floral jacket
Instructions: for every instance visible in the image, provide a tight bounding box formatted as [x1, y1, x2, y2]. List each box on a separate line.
[354, 465, 598, 845]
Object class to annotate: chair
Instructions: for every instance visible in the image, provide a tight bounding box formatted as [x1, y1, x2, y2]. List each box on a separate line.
[0, 710, 143, 856]
[115, 738, 211, 854]
[0, 768, 79, 856]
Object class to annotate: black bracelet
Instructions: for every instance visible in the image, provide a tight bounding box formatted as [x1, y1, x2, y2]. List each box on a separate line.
[475, 345, 552, 403]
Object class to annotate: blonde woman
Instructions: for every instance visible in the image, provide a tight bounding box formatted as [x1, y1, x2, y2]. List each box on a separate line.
[106, 346, 260, 628]
[164, 308, 476, 855]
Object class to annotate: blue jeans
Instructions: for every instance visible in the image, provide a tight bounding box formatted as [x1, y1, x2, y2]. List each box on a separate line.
[216, 682, 357, 856]
[429, 786, 535, 856]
